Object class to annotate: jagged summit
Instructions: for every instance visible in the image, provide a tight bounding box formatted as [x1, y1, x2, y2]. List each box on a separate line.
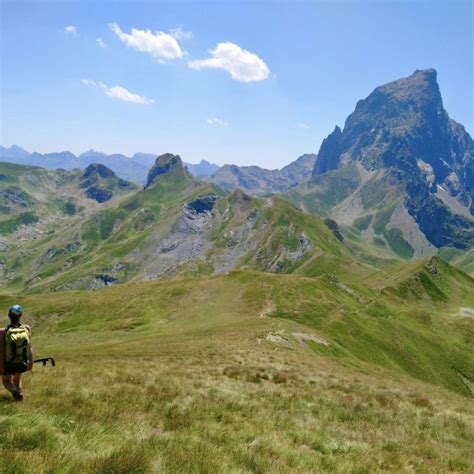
[354, 68, 443, 119]
[79, 149, 108, 159]
[82, 163, 116, 180]
[312, 67, 472, 198]
[312, 126, 342, 175]
[377, 68, 439, 97]
[146, 153, 193, 188]
[81, 163, 135, 203]
[313, 68, 451, 176]
[305, 69, 473, 251]
[186, 159, 220, 177]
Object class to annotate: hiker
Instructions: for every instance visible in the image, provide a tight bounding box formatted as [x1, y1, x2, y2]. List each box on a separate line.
[0, 305, 33, 401]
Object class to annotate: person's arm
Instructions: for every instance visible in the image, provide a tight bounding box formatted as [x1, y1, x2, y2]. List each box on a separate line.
[26, 325, 33, 371]
[0, 328, 5, 375]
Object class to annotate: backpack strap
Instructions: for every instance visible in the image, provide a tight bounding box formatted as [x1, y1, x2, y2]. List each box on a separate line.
[6, 326, 15, 364]
[5, 323, 24, 331]
[21, 338, 28, 364]
[9, 339, 17, 364]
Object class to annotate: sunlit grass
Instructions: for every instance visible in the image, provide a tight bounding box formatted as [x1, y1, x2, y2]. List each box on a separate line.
[0, 267, 473, 472]
[1, 346, 473, 472]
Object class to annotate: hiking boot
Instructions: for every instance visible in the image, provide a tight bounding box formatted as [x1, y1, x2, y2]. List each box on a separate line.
[12, 390, 23, 402]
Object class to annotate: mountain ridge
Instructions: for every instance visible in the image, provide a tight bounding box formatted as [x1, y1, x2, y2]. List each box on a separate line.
[1, 156, 367, 293]
[0, 146, 221, 184]
[208, 153, 317, 195]
[288, 69, 473, 259]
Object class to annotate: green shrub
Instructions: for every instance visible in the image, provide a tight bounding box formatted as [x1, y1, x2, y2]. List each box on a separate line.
[0, 212, 38, 235]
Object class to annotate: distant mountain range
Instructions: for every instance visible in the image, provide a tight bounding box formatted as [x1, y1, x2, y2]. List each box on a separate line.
[207, 154, 317, 195]
[0, 146, 220, 183]
[0, 145, 317, 193]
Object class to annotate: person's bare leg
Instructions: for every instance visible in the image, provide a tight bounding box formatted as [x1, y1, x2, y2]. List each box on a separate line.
[9, 374, 23, 401]
[2, 374, 15, 394]
[12, 374, 22, 394]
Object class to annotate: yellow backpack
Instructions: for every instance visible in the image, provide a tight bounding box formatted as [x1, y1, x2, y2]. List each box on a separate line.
[4, 324, 31, 373]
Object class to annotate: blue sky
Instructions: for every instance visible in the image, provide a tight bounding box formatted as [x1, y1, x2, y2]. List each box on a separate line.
[1, 0, 472, 168]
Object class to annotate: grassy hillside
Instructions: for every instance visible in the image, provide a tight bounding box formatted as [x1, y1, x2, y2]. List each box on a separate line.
[0, 262, 473, 472]
[3, 160, 471, 294]
[286, 163, 363, 215]
[0, 162, 138, 292]
[2, 159, 378, 293]
[438, 247, 474, 276]
[0, 162, 81, 229]
[284, 164, 430, 262]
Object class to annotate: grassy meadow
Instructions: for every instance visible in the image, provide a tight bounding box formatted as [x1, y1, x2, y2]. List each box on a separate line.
[0, 264, 473, 472]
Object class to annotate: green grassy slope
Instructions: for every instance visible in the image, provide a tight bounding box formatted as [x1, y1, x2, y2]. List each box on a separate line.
[0, 261, 473, 472]
[0, 162, 80, 231]
[16, 165, 223, 292]
[284, 162, 474, 274]
[5, 159, 469, 298]
[2, 158, 378, 293]
[284, 164, 418, 263]
[285, 163, 362, 216]
[0, 162, 138, 292]
[438, 247, 474, 276]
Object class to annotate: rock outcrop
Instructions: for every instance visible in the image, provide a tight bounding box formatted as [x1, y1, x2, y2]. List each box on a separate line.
[81, 163, 135, 203]
[146, 154, 193, 188]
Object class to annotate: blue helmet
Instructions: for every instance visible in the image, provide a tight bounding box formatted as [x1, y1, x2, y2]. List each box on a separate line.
[8, 304, 23, 316]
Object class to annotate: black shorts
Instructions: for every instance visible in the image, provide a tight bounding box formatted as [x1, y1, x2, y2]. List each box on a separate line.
[3, 365, 27, 375]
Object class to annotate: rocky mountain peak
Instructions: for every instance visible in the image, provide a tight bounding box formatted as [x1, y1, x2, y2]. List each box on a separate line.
[412, 68, 437, 81]
[310, 68, 474, 250]
[367, 68, 442, 112]
[146, 153, 190, 188]
[10, 144, 30, 154]
[185, 159, 220, 178]
[80, 163, 134, 203]
[82, 163, 116, 180]
[313, 68, 471, 179]
[79, 149, 108, 159]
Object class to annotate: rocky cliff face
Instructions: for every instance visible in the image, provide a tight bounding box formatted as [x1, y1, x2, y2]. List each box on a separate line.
[312, 69, 474, 249]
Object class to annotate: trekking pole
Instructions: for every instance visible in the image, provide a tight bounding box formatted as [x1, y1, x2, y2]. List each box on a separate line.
[33, 357, 56, 367]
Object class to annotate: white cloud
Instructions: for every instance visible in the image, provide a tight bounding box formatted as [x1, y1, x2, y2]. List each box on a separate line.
[81, 79, 97, 87]
[81, 79, 154, 105]
[207, 117, 227, 126]
[105, 86, 154, 105]
[188, 42, 270, 83]
[96, 37, 107, 48]
[64, 25, 78, 36]
[169, 27, 193, 40]
[109, 22, 183, 60]
[297, 123, 310, 129]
